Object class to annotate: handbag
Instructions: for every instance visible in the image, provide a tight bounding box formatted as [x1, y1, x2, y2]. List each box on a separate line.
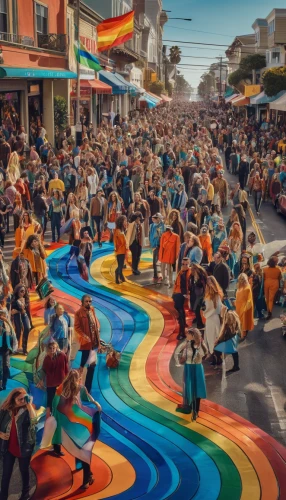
[35, 278, 54, 300]
[106, 345, 120, 368]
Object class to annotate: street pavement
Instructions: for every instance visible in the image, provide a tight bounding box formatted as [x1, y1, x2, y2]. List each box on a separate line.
[131, 170, 286, 446]
[1, 180, 285, 498]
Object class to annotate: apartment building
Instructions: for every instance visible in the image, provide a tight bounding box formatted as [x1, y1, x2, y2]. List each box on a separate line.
[0, 0, 74, 143]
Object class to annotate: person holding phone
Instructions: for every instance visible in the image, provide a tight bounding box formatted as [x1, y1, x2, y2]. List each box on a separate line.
[0, 388, 37, 500]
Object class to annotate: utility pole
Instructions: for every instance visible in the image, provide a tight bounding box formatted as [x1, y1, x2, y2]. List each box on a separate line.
[75, 0, 82, 145]
[219, 56, 222, 96]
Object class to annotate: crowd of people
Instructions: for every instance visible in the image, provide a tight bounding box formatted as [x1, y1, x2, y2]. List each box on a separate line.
[0, 98, 286, 498]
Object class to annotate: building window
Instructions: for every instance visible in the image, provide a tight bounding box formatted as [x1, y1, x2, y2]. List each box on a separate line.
[255, 30, 260, 43]
[268, 19, 275, 35]
[272, 49, 280, 63]
[0, 0, 8, 33]
[35, 3, 48, 35]
[11, 0, 18, 34]
[266, 51, 270, 64]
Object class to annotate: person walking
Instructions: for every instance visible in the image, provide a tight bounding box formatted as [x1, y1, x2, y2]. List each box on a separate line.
[203, 276, 223, 362]
[263, 256, 283, 320]
[159, 226, 180, 288]
[90, 188, 107, 247]
[74, 295, 101, 393]
[214, 310, 241, 373]
[252, 172, 265, 215]
[172, 257, 192, 340]
[0, 308, 18, 391]
[114, 215, 128, 284]
[126, 212, 144, 275]
[149, 213, 165, 283]
[174, 328, 207, 419]
[0, 388, 37, 500]
[189, 264, 208, 330]
[50, 190, 64, 243]
[235, 273, 254, 339]
[11, 285, 31, 356]
[51, 370, 101, 490]
[41, 340, 68, 457]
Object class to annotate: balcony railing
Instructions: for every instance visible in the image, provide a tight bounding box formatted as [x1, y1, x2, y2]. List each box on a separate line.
[0, 32, 34, 46]
[37, 33, 67, 53]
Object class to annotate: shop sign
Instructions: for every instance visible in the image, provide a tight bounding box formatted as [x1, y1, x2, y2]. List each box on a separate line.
[244, 84, 261, 97]
[80, 66, 95, 80]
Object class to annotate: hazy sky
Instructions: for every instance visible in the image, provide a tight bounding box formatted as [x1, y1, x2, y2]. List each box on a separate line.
[162, 0, 286, 89]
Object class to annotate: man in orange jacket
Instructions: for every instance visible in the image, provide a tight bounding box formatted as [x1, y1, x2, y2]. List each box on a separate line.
[74, 294, 101, 392]
[172, 257, 192, 340]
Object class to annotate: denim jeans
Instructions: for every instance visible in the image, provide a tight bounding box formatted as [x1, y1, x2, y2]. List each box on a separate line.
[91, 215, 103, 241]
[1, 451, 31, 499]
[254, 190, 262, 212]
[13, 313, 30, 352]
[51, 212, 61, 242]
[152, 247, 159, 278]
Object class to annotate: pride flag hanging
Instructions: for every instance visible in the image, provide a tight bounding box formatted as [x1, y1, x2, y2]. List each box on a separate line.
[96, 11, 134, 52]
[74, 41, 102, 72]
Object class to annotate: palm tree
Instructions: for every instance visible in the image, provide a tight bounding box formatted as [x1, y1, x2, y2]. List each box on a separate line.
[169, 46, 182, 93]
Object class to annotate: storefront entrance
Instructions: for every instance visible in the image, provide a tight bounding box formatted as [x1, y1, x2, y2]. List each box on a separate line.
[0, 91, 21, 133]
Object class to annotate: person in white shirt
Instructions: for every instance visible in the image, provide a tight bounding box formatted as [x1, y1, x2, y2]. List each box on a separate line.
[108, 109, 115, 127]
[87, 167, 99, 203]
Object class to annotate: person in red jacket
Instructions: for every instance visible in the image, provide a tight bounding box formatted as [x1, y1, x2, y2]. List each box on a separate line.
[159, 226, 180, 287]
[42, 339, 68, 456]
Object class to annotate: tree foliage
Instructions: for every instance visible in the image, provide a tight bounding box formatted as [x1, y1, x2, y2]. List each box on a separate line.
[263, 67, 286, 96]
[240, 53, 266, 72]
[149, 80, 165, 96]
[54, 95, 68, 133]
[228, 68, 250, 87]
[197, 71, 216, 96]
[227, 54, 266, 90]
[169, 45, 182, 65]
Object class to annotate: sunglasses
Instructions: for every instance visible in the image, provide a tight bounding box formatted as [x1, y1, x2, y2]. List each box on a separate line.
[85, 300, 92, 303]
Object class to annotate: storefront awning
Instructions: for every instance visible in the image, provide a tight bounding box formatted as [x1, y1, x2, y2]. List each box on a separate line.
[270, 93, 286, 111]
[80, 79, 112, 94]
[161, 94, 172, 102]
[0, 67, 77, 79]
[111, 72, 141, 96]
[225, 93, 239, 103]
[139, 94, 157, 108]
[232, 95, 250, 107]
[250, 90, 286, 105]
[224, 86, 235, 98]
[99, 70, 127, 95]
[147, 91, 163, 103]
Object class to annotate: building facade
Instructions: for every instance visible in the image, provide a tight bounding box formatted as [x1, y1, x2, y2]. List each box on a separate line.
[0, 0, 74, 143]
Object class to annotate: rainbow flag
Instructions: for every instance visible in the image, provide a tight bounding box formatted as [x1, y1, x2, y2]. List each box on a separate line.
[74, 41, 102, 72]
[96, 11, 134, 53]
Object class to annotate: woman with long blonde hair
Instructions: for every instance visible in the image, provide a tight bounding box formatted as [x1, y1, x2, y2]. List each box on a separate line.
[235, 273, 254, 339]
[214, 310, 241, 373]
[51, 369, 101, 491]
[203, 276, 224, 361]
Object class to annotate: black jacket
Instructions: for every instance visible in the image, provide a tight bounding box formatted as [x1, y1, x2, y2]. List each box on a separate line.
[213, 261, 230, 295]
[0, 408, 36, 457]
